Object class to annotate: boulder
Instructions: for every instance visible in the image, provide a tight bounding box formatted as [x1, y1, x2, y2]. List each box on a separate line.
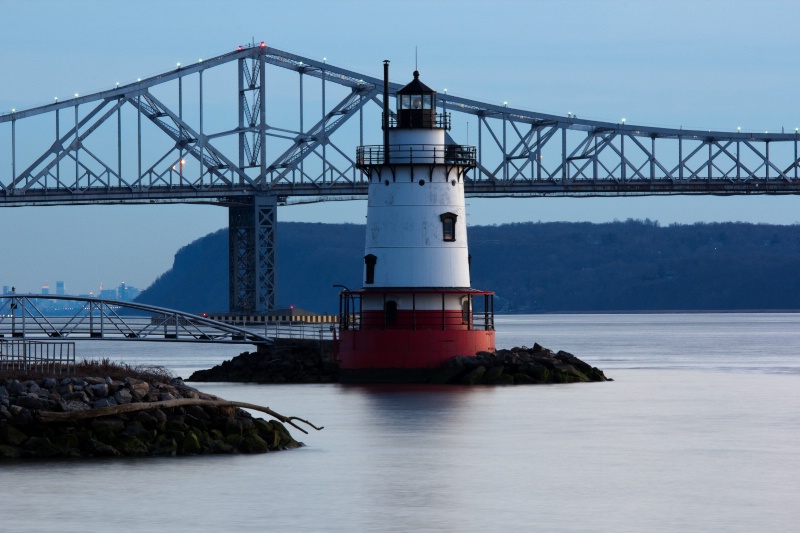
[23, 381, 41, 394]
[16, 395, 58, 411]
[461, 366, 486, 385]
[91, 398, 114, 409]
[181, 432, 202, 454]
[113, 435, 150, 456]
[89, 383, 109, 398]
[114, 389, 133, 405]
[242, 434, 270, 453]
[483, 366, 505, 384]
[1, 424, 29, 446]
[125, 378, 150, 401]
[84, 438, 122, 457]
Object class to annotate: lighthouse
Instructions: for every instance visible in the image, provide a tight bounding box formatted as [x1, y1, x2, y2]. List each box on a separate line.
[337, 62, 496, 382]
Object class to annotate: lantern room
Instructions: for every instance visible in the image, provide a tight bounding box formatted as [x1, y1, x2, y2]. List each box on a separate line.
[396, 70, 438, 129]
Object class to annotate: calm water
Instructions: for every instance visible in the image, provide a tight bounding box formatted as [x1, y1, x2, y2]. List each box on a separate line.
[2, 314, 799, 533]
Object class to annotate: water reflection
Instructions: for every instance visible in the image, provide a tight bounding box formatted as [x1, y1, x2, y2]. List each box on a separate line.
[342, 383, 485, 433]
[334, 383, 499, 530]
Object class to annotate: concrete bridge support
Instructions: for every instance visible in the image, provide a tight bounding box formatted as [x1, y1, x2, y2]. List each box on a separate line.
[228, 195, 277, 313]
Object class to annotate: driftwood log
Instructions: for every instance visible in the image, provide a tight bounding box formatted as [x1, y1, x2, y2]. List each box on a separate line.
[35, 398, 323, 435]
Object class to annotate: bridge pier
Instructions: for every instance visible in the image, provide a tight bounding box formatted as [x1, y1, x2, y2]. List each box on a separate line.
[228, 195, 277, 313]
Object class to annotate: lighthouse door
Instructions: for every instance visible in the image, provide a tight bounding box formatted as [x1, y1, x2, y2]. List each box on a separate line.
[461, 296, 471, 327]
[385, 300, 398, 326]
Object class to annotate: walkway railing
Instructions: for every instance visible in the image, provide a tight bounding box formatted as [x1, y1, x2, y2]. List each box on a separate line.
[262, 323, 336, 341]
[0, 340, 75, 375]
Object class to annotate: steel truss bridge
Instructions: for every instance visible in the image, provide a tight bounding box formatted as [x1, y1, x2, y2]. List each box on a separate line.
[0, 295, 269, 345]
[2, 44, 799, 313]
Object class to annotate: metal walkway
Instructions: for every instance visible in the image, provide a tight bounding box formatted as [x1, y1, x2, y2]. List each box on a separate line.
[0, 294, 270, 345]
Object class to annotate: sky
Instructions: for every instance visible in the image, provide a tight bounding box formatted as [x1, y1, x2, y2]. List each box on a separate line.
[1, 0, 800, 295]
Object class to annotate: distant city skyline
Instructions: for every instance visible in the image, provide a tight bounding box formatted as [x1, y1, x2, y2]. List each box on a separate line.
[2, 0, 800, 298]
[3, 280, 140, 300]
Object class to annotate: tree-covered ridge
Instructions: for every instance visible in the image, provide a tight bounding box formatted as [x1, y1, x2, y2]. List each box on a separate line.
[136, 220, 800, 314]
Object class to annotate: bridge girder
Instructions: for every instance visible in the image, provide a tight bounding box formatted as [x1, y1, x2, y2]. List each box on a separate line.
[2, 44, 800, 206]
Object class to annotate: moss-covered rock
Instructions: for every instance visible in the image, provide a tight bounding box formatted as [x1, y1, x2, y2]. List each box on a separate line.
[461, 366, 487, 385]
[242, 434, 270, 453]
[114, 435, 150, 456]
[180, 432, 202, 454]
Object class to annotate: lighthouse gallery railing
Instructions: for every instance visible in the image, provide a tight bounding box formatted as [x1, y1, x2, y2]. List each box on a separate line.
[338, 291, 494, 332]
[356, 144, 477, 168]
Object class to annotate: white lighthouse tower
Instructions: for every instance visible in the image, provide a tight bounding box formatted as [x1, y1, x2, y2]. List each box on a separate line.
[337, 62, 495, 381]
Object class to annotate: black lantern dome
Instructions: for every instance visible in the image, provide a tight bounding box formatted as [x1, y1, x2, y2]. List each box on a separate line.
[396, 70, 437, 128]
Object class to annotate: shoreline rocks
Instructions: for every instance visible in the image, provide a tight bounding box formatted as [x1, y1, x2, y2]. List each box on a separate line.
[0, 376, 302, 459]
[188, 340, 610, 385]
[189, 339, 338, 383]
[429, 344, 610, 385]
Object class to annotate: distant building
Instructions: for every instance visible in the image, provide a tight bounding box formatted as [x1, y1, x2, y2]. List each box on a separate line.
[41, 283, 50, 295]
[2, 286, 9, 295]
[56, 281, 65, 295]
[117, 282, 140, 302]
[99, 289, 117, 300]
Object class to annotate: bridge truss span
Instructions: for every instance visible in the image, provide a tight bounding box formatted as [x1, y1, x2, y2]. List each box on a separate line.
[459, 105, 800, 197]
[2, 44, 800, 205]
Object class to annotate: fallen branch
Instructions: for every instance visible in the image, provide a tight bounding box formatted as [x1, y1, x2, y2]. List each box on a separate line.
[35, 398, 323, 435]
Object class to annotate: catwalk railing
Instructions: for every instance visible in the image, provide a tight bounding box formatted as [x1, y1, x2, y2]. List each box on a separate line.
[2, 44, 800, 206]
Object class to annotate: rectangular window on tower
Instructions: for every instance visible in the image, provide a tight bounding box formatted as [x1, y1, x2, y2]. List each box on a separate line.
[440, 212, 457, 242]
[364, 254, 377, 284]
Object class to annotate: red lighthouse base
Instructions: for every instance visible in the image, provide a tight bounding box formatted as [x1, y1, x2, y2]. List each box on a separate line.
[338, 328, 496, 382]
[336, 290, 496, 383]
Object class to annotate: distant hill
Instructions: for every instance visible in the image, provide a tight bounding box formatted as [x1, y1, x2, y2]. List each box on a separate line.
[136, 222, 364, 315]
[135, 220, 800, 314]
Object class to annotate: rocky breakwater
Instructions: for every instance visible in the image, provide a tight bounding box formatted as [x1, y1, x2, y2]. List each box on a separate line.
[430, 344, 610, 385]
[189, 340, 609, 385]
[0, 375, 319, 459]
[189, 339, 337, 384]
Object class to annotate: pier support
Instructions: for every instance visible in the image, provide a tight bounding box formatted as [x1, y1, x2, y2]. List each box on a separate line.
[229, 195, 277, 313]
